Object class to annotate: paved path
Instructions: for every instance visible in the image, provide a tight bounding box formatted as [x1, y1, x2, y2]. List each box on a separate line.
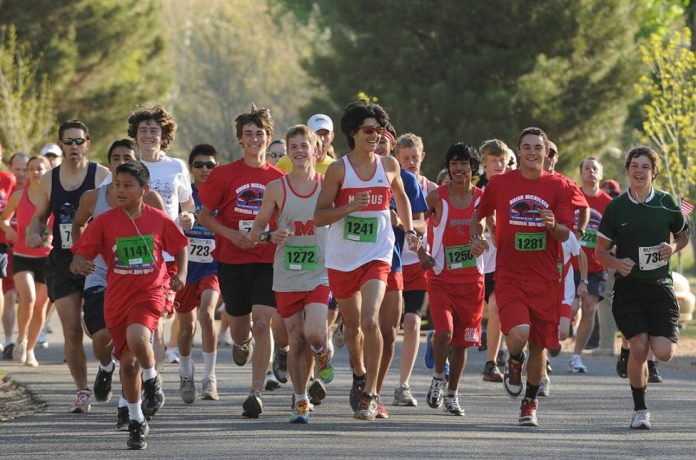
[2, 315, 696, 458]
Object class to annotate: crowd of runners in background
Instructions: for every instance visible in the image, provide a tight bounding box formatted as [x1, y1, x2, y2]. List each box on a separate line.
[0, 100, 689, 449]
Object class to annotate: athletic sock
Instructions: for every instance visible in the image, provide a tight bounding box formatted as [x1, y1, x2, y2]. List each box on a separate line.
[447, 388, 457, 396]
[118, 395, 128, 408]
[142, 366, 157, 382]
[202, 351, 217, 379]
[524, 382, 540, 400]
[100, 360, 115, 373]
[630, 385, 647, 411]
[179, 354, 193, 377]
[433, 371, 446, 380]
[127, 400, 145, 423]
[295, 392, 308, 402]
[311, 343, 327, 356]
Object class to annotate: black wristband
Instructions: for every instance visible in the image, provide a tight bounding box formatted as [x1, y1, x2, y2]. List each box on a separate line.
[405, 229, 417, 236]
[259, 231, 272, 242]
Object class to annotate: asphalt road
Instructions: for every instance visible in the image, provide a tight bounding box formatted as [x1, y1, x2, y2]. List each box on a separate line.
[2, 315, 696, 459]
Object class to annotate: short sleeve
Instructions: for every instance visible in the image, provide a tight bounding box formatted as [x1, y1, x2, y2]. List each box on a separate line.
[667, 194, 686, 235]
[597, 201, 616, 242]
[476, 176, 497, 218]
[569, 180, 589, 209]
[176, 161, 193, 204]
[198, 167, 226, 211]
[71, 214, 105, 261]
[554, 180, 574, 228]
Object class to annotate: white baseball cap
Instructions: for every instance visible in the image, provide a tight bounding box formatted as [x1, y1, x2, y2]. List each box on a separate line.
[307, 114, 333, 133]
[40, 143, 63, 157]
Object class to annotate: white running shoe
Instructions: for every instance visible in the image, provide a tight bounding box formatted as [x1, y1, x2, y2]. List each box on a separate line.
[569, 354, 588, 373]
[538, 376, 550, 397]
[165, 347, 180, 364]
[13, 340, 28, 364]
[630, 409, 651, 429]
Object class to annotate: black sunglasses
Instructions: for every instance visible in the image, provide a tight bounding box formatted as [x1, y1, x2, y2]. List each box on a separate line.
[192, 161, 217, 169]
[268, 152, 285, 159]
[62, 138, 87, 146]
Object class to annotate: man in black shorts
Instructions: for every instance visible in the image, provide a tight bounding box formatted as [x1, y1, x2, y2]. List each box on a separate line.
[596, 146, 688, 429]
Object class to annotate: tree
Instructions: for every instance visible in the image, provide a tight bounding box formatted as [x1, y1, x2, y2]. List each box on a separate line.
[0, 0, 171, 160]
[0, 25, 55, 156]
[276, 0, 642, 177]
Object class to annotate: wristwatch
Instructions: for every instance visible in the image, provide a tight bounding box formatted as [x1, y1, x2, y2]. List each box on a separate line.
[577, 228, 586, 238]
[580, 279, 589, 285]
[259, 231, 271, 242]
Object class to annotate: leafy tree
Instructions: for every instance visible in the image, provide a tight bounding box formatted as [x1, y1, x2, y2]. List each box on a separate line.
[0, 0, 171, 160]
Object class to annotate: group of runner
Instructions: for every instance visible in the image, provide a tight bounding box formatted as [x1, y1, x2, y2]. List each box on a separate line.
[0, 99, 689, 449]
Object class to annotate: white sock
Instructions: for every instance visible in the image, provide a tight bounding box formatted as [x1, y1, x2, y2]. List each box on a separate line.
[141, 366, 157, 382]
[127, 400, 145, 423]
[310, 344, 326, 356]
[295, 392, 308, 402]
[179, 354, 193, 377]
[100, 360, 115, 373]
[434, 371, 445, 379]
[202, 351, 217, 379]
[118, 395, 128, 408]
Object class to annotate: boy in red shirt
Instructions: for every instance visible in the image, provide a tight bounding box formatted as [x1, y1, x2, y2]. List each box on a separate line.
[71, 162, 188, 450]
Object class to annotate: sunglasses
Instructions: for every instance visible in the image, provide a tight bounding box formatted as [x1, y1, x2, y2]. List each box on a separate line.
[268, 152, 285, 159]
[357, 126, 385, 136]
[62, 138, 87, 146]
[192, 161, 217, 169]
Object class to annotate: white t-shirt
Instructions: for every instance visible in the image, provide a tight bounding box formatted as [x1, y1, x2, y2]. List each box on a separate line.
[562, 232, 582, 306]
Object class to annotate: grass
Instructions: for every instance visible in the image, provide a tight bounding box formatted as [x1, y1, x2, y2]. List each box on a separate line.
[680, 319, 696, 340]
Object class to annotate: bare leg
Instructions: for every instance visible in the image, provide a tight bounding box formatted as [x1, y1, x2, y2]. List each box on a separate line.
[55, 292, 87, 389]
[376, 289, 402, 393]
[250, 305, 274, 393]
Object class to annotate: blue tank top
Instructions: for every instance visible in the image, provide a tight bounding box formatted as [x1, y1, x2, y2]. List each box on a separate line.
[50, 162, 97, 252]
[186, 185, 217, 283]
[389, 169, 428, 272]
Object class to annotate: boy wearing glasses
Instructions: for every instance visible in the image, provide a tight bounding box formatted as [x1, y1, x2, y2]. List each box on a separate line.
[314, 100, 418, 420]
[198, 105, 285, 418]
[174, 144, 221, 403]
[27, 120, 110, 413]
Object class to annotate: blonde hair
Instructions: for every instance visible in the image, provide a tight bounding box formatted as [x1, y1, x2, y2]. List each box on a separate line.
[479, 139, 510, 162]
[395, 133, 424, 154]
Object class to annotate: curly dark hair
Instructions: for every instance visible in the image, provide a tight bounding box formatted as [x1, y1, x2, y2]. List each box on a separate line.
[127, 105, 177, 151]
[340, 100, 390, 150]
[234, 104, 274, 141]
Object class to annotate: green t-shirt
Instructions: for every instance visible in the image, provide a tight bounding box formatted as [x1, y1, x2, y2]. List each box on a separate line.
[597, 189, 686, 282]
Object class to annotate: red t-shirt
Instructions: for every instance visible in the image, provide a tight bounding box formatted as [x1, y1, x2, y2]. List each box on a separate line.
[572, 189, 612, 273]
[71, 205, 188, 324]
[0, 171, 17, 245]
[553, 172, 588, 224]
[476, 170, 574, 282]
[198, 160, 285, 264]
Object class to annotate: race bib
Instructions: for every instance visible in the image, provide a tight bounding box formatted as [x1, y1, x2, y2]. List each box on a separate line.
[284, 245, 318, 271]
[514, 232, 546, 252]
[445, 244, 476, 270]
[116, 234, 154, 267]
[188, 237, 214, 263]
[344, 215, 377, 242]
[638, 245, 667, 271]
[580, 229, 598, 249]
[60, 223, 73, 249]
[238, 220, 254, 233]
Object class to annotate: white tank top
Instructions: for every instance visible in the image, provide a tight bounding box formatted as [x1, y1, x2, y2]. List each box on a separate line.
[402, 176, 431, 266]
[325, 156, 394, 271]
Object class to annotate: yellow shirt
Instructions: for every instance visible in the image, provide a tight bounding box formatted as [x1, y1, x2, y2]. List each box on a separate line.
[275, 155, 335, 175]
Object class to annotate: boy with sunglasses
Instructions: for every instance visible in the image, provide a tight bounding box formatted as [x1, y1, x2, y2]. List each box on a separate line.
[174, 144, 221, 403]
[27, 120, 110, 413]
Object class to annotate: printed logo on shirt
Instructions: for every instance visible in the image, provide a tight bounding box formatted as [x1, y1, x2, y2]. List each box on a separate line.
[508, 195, 549, 227]
[292, 220, 315, 236]
[150, 179, 175, 205]
[234, 183, 265, 215]
[575, 208, 602, 231]
[336, 186, 391, 211]
[464, 328, 480, 343]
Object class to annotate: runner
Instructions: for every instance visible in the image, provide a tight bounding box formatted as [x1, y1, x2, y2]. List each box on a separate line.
[72, 139, 165, 427]
[419, 143, 485, 416]
[596, 146, 688, 429]
[250, 125, 334, 423]
[0, 156, 51, 366]
[314, 100, 418, 420]
[471, 127, 574, 427]
[174, 144, 221, 403]
[198, 105, 285, 418]
[71, 161, 188, 450]
[276, 114, 336, 175]
[392, 132, 436, 407]
[0, 154, 17, 357]
[40, 143, 63, 168]
[27, 120, 110, 412]
[265, 139, 286, 166]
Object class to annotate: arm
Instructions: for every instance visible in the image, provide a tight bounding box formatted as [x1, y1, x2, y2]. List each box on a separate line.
[539, 209, 570, 242]
[314, 161, 365, 227]
[0, 191, 21, 243]
[72, 189, 98, 242]
[178, 197, 195, 231]
[170, 246, 188, 292]
[576, 249, 589, 298]
[386, 158, 417, 249]
[657, 227, 690, 261]
[418, 190, 441, 269]
[576, 207, 590, 236]
[250, 180, 289, 244]
[197, 206, 255, 249]
[95, 165, 111, 187]
[469, 209, 489, 256]
[144, 190, 166, 211]
[27, 173, 53, 248]
[596, 236, 635, 277]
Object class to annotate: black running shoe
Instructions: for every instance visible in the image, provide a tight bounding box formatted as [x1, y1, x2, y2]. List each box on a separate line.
[94, 365, 114, 402]
[272, 345, 289, 383]
[141, 375, 165, 418]
[242, 391, 263, 418]
[616, 348, 629, 378]
[127, 420, 149, 450]
[116, 406, 129, 431]
[647, 360, 663, 383]
[308, 379, 326, 406]
[3, 343, 14, 360]
[349, 374, 366, 411]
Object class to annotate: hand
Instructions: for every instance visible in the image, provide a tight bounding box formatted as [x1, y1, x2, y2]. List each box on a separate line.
[657, 242, 673, 261]
[26, 232, 44, 249]
[270, 228, 291, 245]
[406, 233, 420, 251]
[470, 238, 489, 257]
[577, 283, 588, 299]
[418, 250, 435, 270]
[170, 273, 186, 292]
[4, 227, 17, 244]
[538, 209, 556, 230]
[226, 228, 255, 249]
[616, 257, 635, 277]
[350, 191, 370, 212]
[179, 211, 194, 232]
[70, 257, 96, 276]
[390, 209, 402, 228]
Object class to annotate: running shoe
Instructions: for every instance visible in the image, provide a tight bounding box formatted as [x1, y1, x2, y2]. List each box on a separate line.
[349, 374, 366, 411]
[630, 409, 651, 429]
[289, 399, 310, 424]
[519, 397, 538, 426]
[616, 348, 629, 378]
[354, 393, 378, 421]
[392, 383, 418, 407]
[232, 338, 253, 366]
[308, 378, 327, 406]
[478, 329, 488, 351]
[504, 354, 525, 397]
[375, 394, 389, 419]
[424, 330, 435, 369]
[426, 376, 446, 409]
[12, 340, 27, 363]
[179, 375, 197, 404]
[116, 406, 129, 431]
[538, 376, 550, 397]
[496, 348, 509, 367]
[546, 359, 553, 375]
[569, 354, 588, 373]
[242, 391, 263, 418]
[70, 389, 93, 413]
[443, 393, 464, 416]
[648, 361, 663, 383]
[141, 375, 165, 417]
[272, 345, 289, 383]
[37, 326, 49, 349]
[164, 347, 180, 364]
[291, 394, 315, 412]
[94, 363, 115, 402]
[264, 370, 281, 391]
[482, 361, 503, 382]
[444, 360, 450, 382]
[315, 347, 335, 384]
[127, 420, 149, 450]
[3, 342, 14, 360]
[24, 350, 39, 367]
[201, 376, 219, 400]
